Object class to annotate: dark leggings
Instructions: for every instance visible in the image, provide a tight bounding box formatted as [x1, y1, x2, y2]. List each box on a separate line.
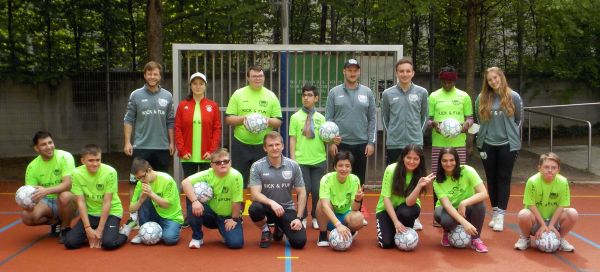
[299, 162, 326, 218]
[480, 143, 518, 210]
[338, 143, 367, 185]
[434, 202, 486, 239]
[64, 215, 127, 250]
[248, 202, 306, 249]
[376, 204, 421, 248]
[181, 162, 210, 178]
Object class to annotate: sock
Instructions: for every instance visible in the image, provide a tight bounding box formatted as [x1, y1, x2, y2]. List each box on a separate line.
[492, 207, 499, 216]
[497, 209, 506, 216]
[261, 224, 269, 232]
[319, 231, 327, 241]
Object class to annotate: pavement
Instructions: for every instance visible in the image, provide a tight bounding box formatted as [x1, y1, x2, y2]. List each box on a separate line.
[523, 145, 600, 178]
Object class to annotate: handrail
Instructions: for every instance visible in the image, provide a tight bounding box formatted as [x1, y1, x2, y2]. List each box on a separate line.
[525, 102, 600, 109]
[524, 108, 593, 171]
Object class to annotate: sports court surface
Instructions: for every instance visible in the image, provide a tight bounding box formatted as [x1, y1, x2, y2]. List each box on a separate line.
[1, 182, 599, 272]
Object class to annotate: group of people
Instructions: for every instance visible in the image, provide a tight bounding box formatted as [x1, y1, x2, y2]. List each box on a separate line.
[20, 58, 578, 253]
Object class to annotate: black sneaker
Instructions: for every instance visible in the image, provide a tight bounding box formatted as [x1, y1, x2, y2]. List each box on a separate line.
[259, 230, 273, 248]
[273, 227, 284, 241]
[181, 222, 190, 229]
[49, 223, 61, 237]
[58, 227, 71, 244]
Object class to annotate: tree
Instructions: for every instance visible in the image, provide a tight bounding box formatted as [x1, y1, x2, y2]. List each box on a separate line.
[146, 0, 163, 64]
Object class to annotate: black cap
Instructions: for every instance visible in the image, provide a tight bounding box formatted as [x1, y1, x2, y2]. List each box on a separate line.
[344, 58, 360, 69]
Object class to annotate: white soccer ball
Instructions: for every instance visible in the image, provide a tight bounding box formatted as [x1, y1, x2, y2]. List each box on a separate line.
[328, 228, 352, 251]
[535, 232, 560, 253]
[448, 225, 471, 248]
[439, 118, 462, 138]
[15, 185, 37, 209]
[394, 228, 419, 251]
[244, 113, 268, 134]
[319, 121, 339, 143]
[139, 221, 163, 245]
[193, 181, 213, 203]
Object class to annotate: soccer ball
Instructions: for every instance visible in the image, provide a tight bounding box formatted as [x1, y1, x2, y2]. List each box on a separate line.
[244, 113, 268, 134]
[448, 225, 471, 248]
[328, 228, 352, 251]
[193, 182, 213, 203]
[440, 118, 462, 138]
[139, 221, 163, 245]
[319, 121, 339, 143]
[394, 228, 419, 251]
[535, 232, 560, 253]
[15, 185, 37, 209]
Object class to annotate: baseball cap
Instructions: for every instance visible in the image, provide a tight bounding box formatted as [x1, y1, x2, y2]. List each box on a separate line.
[344, 59, 360, 69]
[189, 72, 207, 84]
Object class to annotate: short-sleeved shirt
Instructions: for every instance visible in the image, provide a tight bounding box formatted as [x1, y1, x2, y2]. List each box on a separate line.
[25, 150, 75, 199]
[289, 109, 327, 165]
[225, 86, 282, 145]
[71, 164, 123, 217]
[523, 173, 571, 220]
[187, 168, 244, 217]
[319, 172, 360, 214]
[132, 172, 183, 224]
[433, 165, 482, 208]
[375, 163, 421, 213]
[249, 156, 304, 211]
[429, 87, 473, 147]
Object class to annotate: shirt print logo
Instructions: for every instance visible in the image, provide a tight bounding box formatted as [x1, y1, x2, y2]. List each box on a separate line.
[282, 170, 292, 180]
[206, 105, 213, 112]
[358, 94, 368, 104]
[259, 100, 268, 107]
[158, 98, 168, 107]
[96, 183, 104, 191]
[184, 105, 189, 110]
[408, 94, 419, 102]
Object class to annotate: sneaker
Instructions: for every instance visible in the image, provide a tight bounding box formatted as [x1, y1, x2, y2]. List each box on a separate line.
[312, 219, 319, 230]
[362, 219, 368, 226]
[181, 222, 190, 229]
[58, 227, 71, 244]
[188, 239, 203, 249]
[559, 238, 575, 252]
[514, 236, 530, 250]
[119, 219, 137, 236]
[317, 238, 329, 247]
[273, 227, 284, 242]
[432, 220, 442, 228]
[488, 214, 497, 228]
[131, 234, 142, 244]
[259, 230, 273, 248]
[441, 231, 450, 247]
[413, 218, 423, 231]
[351, 231, 359, 239]
[49, 223, 61, 237]
[493, 215, 504, 232]
[302, 219, 307, 229]
[470, 238, 489, 253]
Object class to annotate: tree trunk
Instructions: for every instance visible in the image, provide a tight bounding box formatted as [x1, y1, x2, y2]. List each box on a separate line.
[465, 0, 478, 99]
[320, 2, 327, 43]
[44, 0, 52, 72]
[330, 7, 336, 43]
[516, 0, 525, 91]
[128, 0, 137, 71]
[410, 13, 420, 70]
[146, 0, 163, 64]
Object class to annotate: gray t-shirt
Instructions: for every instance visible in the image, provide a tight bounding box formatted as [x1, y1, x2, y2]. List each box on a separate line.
[381, 83, 429, 148]
[123, 84, 175, 149]
[249, 156, 304, 210]
[483, 99, 509, 145]
[325, 84, 377, 145]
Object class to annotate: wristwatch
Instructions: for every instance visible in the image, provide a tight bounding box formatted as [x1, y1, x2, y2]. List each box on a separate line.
[296, 216, 304, 221]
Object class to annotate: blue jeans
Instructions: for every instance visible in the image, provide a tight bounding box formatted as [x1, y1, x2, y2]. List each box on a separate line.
[187, 202, 244, 249]
[139, 199, 181, 245]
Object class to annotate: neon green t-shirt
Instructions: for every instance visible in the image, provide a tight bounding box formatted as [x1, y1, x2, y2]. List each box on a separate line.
[71, 164, 123, 217]
[523, 173, 571, 220]
[289, 110, 326, 165]
[188, 168, 244, 217]
[375, 163, 421, 213]
[433, 165, 482, 208]
[319, 172, 360, 214]
[182, 102, 206, 163]
[132, 172, 184, 224]
[225, 86, 282, 145]
[25, 149, 75, 199]
[429, 87, 473, 147]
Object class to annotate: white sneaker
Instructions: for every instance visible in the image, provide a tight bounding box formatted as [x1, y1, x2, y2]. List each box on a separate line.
[131, 234, 142, 244]
[413, 218, 423, 231]
[559, 238, 575, 252]
[312, 219, 319, 230]
[514, 236, 530, 250]
[189, 239, 203, 249]
[352, 231, 359, 239]
[302, 219, 307, 229]
[362, 219, 368, 226]
[488, 214, 497, 228]
[493, 215, 504, 232]
[317, 239, 329, 247]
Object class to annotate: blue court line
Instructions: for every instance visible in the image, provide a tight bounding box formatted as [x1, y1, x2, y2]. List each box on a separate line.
[569, 231, 600, 250]
[0, 212, 21, 215]
[0, 235, 46, 267]
[284, 239, 292, 272]
[0, 220, 21, 234]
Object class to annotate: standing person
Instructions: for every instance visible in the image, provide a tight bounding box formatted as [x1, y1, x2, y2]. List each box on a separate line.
[22, 131, 77, 242]
[433, 147, 489, 253]
[514, 153, 578, 252]
[375, 145, 434, 248]
[475, 67, 523, 232]
[123, 61, 175, 225]
[315, 151, 366, 247]
[181, 149, 244, 249]
[248, 132, 307, 249]
[225, 65, 282, 187]
[381, 57, 428, 230]
[64, 144, 128, 250]
[289, 83, 327, 229]
[325, 58, 376, 186]
[128, 158, 183, 245]
[428, 66, 473, 227]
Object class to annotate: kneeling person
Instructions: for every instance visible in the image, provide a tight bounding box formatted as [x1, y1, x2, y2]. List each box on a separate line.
[514, 152, 578, 252]
[316, 151, 365, 247]
[129, 158, 183, 245]
[64, 144, 127, 250]
[182, 149, 244, 249]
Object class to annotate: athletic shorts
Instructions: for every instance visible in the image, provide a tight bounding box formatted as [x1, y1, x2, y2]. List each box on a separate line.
[327, 211, 350, 231]
[530, 219, 560, 235]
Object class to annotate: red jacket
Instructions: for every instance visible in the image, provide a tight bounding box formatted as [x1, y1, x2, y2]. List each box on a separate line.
[174, 97, 222, 159]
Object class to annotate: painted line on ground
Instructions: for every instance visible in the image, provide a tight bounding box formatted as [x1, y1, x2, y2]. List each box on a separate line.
[284, 239, 293, 272]
[569, 231, 600, 250]
[0, 219, 21, 234]
[0, 235, 47, 267]
[0, 212, 20, 215]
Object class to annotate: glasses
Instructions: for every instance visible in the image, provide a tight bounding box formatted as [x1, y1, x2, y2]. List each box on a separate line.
[135, 170, 148, 180]
[211, 159, 231, 165]
[249, 75, 264, 79]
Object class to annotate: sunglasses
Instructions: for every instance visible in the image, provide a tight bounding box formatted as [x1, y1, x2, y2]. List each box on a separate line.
[211, 159, 231, 165]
